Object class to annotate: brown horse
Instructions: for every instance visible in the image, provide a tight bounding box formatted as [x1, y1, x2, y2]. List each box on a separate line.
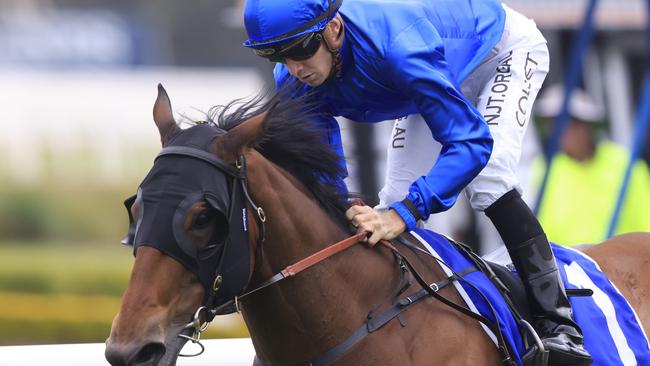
[105, 86, 650, 366]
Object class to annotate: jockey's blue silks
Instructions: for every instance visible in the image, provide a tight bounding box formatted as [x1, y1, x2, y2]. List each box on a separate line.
[122, 124, 252, 309]
[254, 0, 506, 227]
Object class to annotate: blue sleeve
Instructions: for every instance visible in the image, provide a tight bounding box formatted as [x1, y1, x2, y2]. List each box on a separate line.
[385, 19, 493, 229]
[274, 65, 349, 194]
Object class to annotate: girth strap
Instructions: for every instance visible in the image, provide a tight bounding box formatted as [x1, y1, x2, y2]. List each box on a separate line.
[386, 240, 515, 366]
[394, 236, 515, 365]
[253, 267, 476, 366]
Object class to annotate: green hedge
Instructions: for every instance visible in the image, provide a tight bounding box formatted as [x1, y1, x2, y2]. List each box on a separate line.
[0, 187, 131, 242]
[0, 243, 248, 344]
[0, 243, 131, 296]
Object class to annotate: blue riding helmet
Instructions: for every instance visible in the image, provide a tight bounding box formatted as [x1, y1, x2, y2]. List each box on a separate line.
[243, 0, 342, 49]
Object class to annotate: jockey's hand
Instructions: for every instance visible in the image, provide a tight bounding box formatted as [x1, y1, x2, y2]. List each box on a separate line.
[345, 205, 406, 246]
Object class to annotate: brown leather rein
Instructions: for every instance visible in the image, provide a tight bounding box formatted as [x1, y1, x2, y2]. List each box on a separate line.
[236, 232, 375, 302]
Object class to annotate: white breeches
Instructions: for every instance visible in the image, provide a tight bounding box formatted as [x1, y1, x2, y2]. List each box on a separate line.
[377, 4, 550, 213]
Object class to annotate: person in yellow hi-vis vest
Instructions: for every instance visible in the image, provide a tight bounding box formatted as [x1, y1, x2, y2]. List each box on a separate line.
[533, 85, 650, 246]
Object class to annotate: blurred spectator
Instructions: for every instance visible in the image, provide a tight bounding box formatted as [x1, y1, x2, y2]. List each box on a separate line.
[532, 85, 650, 245]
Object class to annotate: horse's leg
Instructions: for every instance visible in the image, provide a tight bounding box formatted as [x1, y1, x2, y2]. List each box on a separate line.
[583, 233, 650, 334]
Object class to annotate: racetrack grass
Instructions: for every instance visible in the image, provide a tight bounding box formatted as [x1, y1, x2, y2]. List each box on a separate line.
[0, 243, 249, 345]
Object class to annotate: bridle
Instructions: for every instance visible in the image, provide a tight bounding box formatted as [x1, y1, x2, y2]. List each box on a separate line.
[120, 137, 267, 357]
[172, 146, 370, 357]
[146, 146, 267, 357]
[157, 145, 515, 365]
[169, 144, 372, 357]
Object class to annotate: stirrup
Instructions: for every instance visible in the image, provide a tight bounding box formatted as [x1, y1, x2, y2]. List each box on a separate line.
[520, 320, 549, 366]
[522, 345, 549, 366]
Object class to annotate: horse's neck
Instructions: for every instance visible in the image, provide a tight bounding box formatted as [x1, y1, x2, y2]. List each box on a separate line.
[249, 158, 346, 270]
[241, 154, 401, 364]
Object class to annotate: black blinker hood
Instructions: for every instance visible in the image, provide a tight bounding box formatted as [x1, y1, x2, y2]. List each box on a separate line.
[122, 124, 252, 313]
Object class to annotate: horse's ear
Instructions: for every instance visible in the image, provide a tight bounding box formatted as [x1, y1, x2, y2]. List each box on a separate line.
[153, 84, 180, 146]
[214, 111, 268, 161]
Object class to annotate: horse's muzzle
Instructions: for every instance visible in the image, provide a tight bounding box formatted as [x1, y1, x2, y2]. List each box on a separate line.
[105, 341, 166, 366]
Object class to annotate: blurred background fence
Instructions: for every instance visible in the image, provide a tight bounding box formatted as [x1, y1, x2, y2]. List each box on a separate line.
[0, 0, 648, 354]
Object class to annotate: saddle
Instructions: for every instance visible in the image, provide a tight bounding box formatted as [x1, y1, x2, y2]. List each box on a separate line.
[437, 236, 593, 366]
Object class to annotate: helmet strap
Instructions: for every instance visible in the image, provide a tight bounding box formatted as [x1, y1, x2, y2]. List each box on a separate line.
[323, 16, 345, 80]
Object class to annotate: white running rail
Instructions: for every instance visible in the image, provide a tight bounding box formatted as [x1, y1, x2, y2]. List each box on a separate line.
[0, 338, 255, 366]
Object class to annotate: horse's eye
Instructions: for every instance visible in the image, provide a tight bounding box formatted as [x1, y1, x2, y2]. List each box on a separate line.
[193, 209, 214, 229]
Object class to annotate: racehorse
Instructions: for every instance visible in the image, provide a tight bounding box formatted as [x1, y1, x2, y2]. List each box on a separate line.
[105, 85, 650, 366]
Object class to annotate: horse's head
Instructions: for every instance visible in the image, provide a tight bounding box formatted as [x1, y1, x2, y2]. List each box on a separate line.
[106, 84, 351, 365]
[105, 85, 268, 366]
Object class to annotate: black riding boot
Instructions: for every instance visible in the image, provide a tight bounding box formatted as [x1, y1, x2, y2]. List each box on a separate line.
[485, 190, 592, 366]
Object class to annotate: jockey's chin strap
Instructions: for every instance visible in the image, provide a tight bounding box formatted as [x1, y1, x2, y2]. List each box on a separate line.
[324, 16, 345, 80]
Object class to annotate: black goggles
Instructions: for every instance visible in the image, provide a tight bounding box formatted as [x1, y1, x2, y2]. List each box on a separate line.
[254, 32, 323, 63]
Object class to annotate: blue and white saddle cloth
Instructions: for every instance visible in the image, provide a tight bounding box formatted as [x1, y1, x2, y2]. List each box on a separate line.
[411, 228, 650, 366]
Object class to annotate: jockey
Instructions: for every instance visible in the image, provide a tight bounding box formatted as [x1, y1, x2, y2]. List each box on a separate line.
[242, 0, 591, 364]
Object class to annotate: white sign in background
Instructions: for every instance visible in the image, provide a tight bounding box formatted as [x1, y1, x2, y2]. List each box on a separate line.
[0, 68, 264, 186]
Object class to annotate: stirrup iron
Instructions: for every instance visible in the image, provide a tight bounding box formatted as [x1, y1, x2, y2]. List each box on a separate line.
[520, 319, 549, 366]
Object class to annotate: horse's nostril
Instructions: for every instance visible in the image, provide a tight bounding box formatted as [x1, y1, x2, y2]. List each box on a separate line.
[134, 342, 166, 365]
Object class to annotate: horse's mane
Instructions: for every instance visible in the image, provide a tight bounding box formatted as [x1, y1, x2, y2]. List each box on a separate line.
[202, 87, 351, 229]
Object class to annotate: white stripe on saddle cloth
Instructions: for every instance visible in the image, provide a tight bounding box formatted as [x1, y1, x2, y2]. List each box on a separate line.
[410, 231, 500, 347]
